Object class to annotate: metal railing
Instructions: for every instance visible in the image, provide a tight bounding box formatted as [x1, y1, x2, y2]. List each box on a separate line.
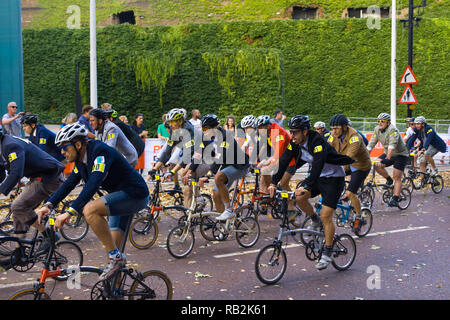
[349, 117, 450, 134]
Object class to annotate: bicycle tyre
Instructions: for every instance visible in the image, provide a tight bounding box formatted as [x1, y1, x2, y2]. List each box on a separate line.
[299, 216, 322, 246]
[431, 175, 444, 194]
[331, 233, 356, 271]
[166, 225, 195, 259]
[0, 220, 14, 235]
[129, 216, 159, 250]
[401, 177, 414, 193]
[53, 240, 84, 281]
[0, 204, 12, 223]
[358, 188, 373, 210]
[235, 216, 260, 248]
[129, 270, 173, 300]
[9, 288, 51, 300]
[60, 214, 89, 242]
[255, 244, 287, 285]
[354, 208, 373, 238]
[397, 188, 412, 210]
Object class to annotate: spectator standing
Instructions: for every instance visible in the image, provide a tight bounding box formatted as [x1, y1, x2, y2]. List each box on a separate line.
[157, 114, 170, 141]
[189, 109, 202, 131]
[131, 113, 148, 174]
[223, 116, 237, 136]
[272, 110, 286, 128]
[78, 105, 96, 139]
[2, 102, 24, 137]
[119, 115, 129, 124]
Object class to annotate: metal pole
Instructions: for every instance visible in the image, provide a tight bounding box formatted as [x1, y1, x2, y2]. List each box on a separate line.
[407, 0, 414, 118]
[390, 0, 397, 126]
[90, 0, 98, 108]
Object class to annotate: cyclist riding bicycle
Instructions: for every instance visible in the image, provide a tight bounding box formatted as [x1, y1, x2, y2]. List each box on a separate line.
[327, 114, 371, 232]
[313, 121, 331, 139]
[407, 116, 447, 175]
[37, 122, 149, 280]
[20, 113, 64, 162]
[189, 114, 250, 221]
[149, 108, 201, 200]
[367, 113, 409, 207]
[254, 115, 298, 220]
[269, 115, 354, 270]
[240, 115, 257, 157]
[0, 127, 65, 253]
[89, 108, 138, 167]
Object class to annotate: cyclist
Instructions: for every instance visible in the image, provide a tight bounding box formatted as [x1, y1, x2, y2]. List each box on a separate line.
[254, 115, 298, 220]
[37, 122, 149, 280]
[0, 127, 64, 252]
[268, 115, 354, 270]
[191, 114, 250, 220]
[89, 108, 138, 167]
[104, 109, 145, 160]
[149, 108, 200, 197]
[240, 115, 257, 156]
[407, 116, 447, 175]
[367, 113, 409, 207]
[313, 121, 331, 139]
[327, 114, 371, 232]
[20, 113, 64, 162]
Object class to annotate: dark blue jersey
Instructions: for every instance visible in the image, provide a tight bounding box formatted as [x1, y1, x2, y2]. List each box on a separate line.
[28, 124, 64, 162]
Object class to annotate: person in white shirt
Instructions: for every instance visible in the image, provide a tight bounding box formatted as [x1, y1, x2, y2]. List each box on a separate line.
[189, 109, 202, 131]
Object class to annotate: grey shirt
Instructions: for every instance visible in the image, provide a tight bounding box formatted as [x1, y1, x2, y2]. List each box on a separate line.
[2, 114, 22, 137]
[95, 120, 138, 167]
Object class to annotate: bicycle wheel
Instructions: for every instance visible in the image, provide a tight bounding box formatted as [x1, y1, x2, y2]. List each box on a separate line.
[0, 220, 14, 235]
[354, 208, 373, 238]
[331, 233, 356, 271]
[411, 172, 426, 190]
[166, 225, 195, 259]
[288, 206, 304, 228]
[60, 214, 89, 242]
[235, 216, 260, 248]
[299, 216, 322, 246]
[255, 244, 287, 285]
[199, 215, 218, 241]
[431, 175, 444, 194]
[0, 232, 15, 256]
[53, 241, 83, 281]
[129, 270, 173, 300]
[397, 188, 412, 210]
[0, 204, 12, 223]
[9, 288, 51, 300]
[129, 216, 159, 250]
[402, 177, 414, 193]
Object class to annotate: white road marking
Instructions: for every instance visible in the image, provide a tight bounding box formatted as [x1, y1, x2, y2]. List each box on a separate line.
[213, 226, 430, 259]
[0, 280, 36, 290]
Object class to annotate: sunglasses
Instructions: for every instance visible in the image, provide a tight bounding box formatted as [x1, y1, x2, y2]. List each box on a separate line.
[10, 106, 18, 109]
[61, 142, 74, 152]
[168, 120, 179, 126]
[377, 120, 388, 124]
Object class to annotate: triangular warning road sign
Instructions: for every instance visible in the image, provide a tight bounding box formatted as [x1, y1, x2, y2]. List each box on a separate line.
[399, 65, 418, 85]
[398, 85, 418, 104]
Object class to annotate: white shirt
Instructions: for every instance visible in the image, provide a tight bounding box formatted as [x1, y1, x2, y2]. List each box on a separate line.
[189, 118, 202, 131]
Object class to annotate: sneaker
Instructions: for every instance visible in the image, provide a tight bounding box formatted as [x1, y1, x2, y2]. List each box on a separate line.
[216, 208, 235, 221]
[315, 254, 332, 270]
[36, 228, 60, 255]
[388, 198, 399, 207]
[352, 216, 362, 233]
[99, 253, 127, 281]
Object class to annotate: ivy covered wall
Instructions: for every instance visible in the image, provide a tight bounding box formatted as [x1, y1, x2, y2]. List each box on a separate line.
[22, 18, 449, 135]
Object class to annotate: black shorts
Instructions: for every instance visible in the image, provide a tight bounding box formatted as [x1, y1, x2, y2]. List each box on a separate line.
[379, 154, 408, 171]
[346, 169, 370, 194]
[309, 177, 345, 210]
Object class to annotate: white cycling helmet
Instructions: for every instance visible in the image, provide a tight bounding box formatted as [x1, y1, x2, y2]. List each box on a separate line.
[254, 115, 271, 128]
[241, 115, 256, 129]
[414, 116, 426, 124]
[313, 121, 326, 129]
[166, 108, 185, 122]
[377, 113, 391, 121]
[55, 122, 88, 146]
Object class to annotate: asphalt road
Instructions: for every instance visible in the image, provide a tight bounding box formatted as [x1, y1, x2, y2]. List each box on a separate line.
[0, 173, 448, 301]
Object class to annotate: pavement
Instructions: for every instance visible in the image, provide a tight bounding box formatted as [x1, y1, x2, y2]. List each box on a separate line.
[0, 165, 448, 301]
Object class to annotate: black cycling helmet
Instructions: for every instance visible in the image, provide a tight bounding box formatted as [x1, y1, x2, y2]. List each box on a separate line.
[201, 114, 220, 129]
[20, 113, 39, 125]
[103, 109, 114, 119]
[329, 114, 349, 127]
[89, 108, 107, 120]
[288, 115, 310, 130]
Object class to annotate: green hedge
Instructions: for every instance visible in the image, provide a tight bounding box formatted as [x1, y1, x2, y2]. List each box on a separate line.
[22, 19, 450, 136]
